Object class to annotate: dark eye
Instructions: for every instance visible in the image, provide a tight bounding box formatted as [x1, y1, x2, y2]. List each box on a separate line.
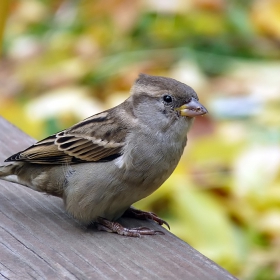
[163, 95, 173, 103]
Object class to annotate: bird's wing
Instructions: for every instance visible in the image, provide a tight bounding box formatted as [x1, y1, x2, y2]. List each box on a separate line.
[5, 111, 128, 164]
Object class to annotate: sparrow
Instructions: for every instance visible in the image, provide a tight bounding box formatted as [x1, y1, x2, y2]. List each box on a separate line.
[0, 74, 207, 237]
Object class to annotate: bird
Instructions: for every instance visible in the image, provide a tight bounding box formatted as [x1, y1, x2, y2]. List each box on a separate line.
[0, 74, 207, 237]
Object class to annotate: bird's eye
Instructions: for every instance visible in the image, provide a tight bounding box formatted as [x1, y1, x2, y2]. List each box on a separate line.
[163, 95, 173, 103]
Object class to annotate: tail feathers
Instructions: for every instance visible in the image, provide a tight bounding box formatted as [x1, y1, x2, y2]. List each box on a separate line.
[0, 163, 64, 197]
[0, 163, 22, 184]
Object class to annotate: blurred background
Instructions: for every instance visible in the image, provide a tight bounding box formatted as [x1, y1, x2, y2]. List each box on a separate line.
[0, 0, 280, 278]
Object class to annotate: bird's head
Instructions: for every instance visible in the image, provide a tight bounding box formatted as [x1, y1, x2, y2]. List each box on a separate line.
[130, 74, 207, 132]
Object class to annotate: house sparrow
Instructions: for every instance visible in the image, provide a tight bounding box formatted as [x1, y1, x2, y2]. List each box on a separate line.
[0, 74, 207, 237]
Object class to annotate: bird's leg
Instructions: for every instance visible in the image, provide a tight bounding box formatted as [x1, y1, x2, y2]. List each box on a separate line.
[96, 217, 164, 237]
[122, 207, 170, 230]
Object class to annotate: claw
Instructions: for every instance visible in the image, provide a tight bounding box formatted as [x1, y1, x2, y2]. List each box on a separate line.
[96, 217, 164, 237]
[123, 207, 170, 230]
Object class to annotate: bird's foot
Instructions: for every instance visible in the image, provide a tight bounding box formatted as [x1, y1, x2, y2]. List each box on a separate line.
[123, 207, 170, 230]
[96, 217, 164, 237]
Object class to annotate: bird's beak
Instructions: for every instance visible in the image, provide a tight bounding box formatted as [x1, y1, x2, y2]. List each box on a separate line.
[176, 98, 208, 117]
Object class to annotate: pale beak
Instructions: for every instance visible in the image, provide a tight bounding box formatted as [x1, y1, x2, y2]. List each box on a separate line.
[176, 98, 208, 117]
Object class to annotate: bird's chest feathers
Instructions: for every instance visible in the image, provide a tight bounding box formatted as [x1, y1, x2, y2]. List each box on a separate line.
[114, 126, 187, 187]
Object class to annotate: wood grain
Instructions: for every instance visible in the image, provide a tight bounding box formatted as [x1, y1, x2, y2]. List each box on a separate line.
[0, 116, 237, 280]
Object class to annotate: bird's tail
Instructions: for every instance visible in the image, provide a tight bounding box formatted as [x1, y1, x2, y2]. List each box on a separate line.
[0, 163, 22, 184]
[0, 163, 64, 197]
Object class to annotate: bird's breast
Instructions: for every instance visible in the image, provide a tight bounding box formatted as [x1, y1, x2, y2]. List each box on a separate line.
[114, 130, 187, 198]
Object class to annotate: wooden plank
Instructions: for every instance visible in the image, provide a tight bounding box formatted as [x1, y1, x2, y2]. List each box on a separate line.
[0, 116, 237, 279]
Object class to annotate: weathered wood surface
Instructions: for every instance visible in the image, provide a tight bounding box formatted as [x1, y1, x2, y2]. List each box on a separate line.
[0, 116, 237, 280]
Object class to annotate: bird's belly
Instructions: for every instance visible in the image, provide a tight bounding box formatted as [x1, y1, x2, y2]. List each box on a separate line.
[63, 140, 184, 224]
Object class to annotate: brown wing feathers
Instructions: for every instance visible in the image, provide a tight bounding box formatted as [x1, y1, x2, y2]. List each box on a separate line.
[5, 111, 127, 164]
[55, 133, 124, 162]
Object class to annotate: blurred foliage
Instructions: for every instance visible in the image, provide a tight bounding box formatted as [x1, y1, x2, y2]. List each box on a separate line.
[1, 0, 280, 279]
